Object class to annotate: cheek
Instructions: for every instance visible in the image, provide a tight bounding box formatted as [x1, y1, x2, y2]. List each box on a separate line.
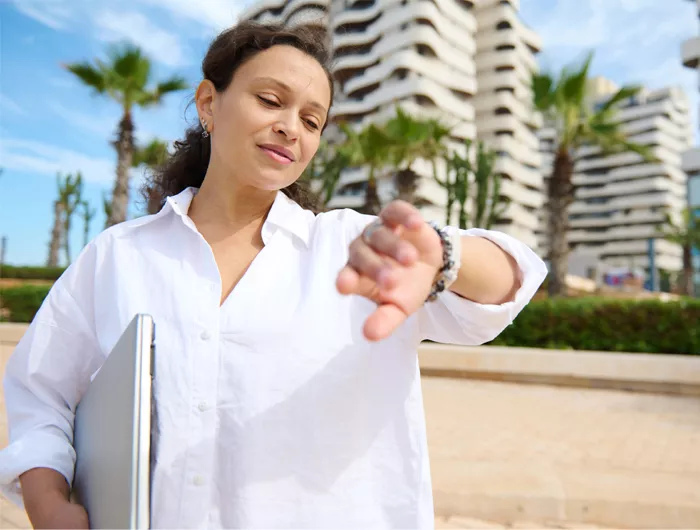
[301, 137, 321, 164]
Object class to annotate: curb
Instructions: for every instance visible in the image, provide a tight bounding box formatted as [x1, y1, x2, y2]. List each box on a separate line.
[418, 343, 700, 396]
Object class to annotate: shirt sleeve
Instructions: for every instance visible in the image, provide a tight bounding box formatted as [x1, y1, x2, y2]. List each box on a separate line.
[418, 227, 547, 345]
[331, 209, 547, 346]
[0, 243, 104, 507]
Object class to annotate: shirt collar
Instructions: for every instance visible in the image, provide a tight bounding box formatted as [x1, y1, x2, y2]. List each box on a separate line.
[160, 187, 312, 247]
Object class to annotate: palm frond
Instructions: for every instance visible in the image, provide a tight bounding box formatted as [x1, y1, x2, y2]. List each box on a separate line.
[156, 76, 189, 95]
[531, 72, 555, 112]
[559, 51, 593, 108]
[596, 85, 641, 115]
[63, 63, 108, 93]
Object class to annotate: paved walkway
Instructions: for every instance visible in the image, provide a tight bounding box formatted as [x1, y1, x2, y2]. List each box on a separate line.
[0, 338, 698, 528]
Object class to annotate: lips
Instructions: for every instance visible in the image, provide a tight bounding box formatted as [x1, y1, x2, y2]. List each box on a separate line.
[258, 143, 295, 163]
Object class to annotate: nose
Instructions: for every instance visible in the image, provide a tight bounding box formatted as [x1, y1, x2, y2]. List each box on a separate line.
[272, 111, 300, 141]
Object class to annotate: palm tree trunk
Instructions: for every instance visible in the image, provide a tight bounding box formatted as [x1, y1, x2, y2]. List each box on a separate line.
[682, 243, 694, 297]
[364, 167, 381, 216]
[63, 218, 72, 265]
[47, 201, 64, 267]
[547, 150, 575, 297]
[108, 110, 135, 227]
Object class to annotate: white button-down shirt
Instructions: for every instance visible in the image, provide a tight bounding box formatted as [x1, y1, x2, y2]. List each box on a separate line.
[0, 188, 546, 528]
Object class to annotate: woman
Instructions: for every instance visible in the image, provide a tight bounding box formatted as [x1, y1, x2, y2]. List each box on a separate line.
[0, 21, 546, 529]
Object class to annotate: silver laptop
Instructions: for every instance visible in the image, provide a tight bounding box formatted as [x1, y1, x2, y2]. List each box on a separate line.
[72, 314, 155, 529]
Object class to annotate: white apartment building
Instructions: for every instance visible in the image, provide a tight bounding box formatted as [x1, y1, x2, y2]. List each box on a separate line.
[240, 0, 543, 250]
[538, 77, 692, 279]
[681, 0, 700, 290]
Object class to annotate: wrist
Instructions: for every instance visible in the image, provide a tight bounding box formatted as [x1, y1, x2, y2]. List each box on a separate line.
[425, 223, 461, 302]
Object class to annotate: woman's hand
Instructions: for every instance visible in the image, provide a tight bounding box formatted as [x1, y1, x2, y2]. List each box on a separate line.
[336, 201, 444, 341]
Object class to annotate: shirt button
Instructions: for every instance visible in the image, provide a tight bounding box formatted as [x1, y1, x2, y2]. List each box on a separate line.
[193, 475, 205, 486]
[198, 401, 209, 412]
[200, 330, 211, 341]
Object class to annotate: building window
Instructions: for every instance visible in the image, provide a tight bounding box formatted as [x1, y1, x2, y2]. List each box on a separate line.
[689, 173, 700, 208]
[496, 21, 512, 30]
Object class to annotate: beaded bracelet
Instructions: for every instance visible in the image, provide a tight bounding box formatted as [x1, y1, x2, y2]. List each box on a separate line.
[425, 222, 462, 302]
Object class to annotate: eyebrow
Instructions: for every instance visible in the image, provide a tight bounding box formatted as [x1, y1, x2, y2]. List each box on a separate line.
[253, 76, 328, 115]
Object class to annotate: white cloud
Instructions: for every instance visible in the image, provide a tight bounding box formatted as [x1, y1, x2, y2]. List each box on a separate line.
[12, 0, 72, 30]
[0, 94, 24, 115]
[93, 10, 189, 67]
[0, 138, 115, 184]
[521, 0, 699, 141]
[12, 0, 196, 67]
[49, 101, 117, 138]
[141, 0, 247, 32]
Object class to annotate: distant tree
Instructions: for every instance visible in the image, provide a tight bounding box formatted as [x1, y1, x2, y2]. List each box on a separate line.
[471, 140, 506, 230]
[79, 199, 97, 248]
[383, 107, 450, 206]
[300, 139, 346, 207]
[64, 43, 187, 227]
[532, 51, 654, 297]
[337, 123, 391, 215]
[47, 172, 82, 266]
[133, 139, 170, 169]
[60, 173, 83, 265]
[438, 140, 505, 230]
[658, 208, 700, 297]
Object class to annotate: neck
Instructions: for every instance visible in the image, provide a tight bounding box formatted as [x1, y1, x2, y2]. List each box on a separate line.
[188, 170, 277, 240]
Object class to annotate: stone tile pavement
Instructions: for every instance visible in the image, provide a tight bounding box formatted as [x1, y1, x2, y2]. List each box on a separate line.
[0, 340, 698, 528]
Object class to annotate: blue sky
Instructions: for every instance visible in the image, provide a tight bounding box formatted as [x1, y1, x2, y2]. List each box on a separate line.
[0, 0, 697, 266]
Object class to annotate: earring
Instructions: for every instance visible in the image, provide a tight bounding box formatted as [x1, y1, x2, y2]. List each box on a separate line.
[201, 118, 209, 138]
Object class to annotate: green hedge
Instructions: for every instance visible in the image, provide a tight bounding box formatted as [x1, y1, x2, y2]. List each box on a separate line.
[1, 265, 66, 280]
[0, 285, 52, 323]
[1, 286, 698, 354]
[489, 298, 700, 354]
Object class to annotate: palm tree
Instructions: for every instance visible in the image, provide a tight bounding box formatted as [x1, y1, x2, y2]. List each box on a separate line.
[133, 139, 170, 169]
[384, 107, 450, 205]
[658, 208, 700, 296]
[438, 139, 506, 229]
[61, 172, 83, 265]
[532, 52, 653, 297]
[64, 43, 187, 227]
[470, 140, 506, 230]
[79, 200, 97, 249]
[338, 123, 391, 215]
[47, 173, 82, 267]
[301, 139, 347, 207]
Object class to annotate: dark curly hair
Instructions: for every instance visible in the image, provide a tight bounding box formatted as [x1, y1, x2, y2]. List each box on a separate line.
[142, 21, 334, 214]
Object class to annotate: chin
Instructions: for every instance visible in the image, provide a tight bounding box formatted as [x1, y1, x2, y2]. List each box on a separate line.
[250, 169, 299, 192]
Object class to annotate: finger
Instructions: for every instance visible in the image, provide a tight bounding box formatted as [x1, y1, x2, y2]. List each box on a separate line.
[336, 265, 361, 295]
[337, 266, 381, 300]
[365, 225, 418, 266]
[348, 238, 395, 288]
[380, 201, 423, 231]
[363, 304, 407, 342]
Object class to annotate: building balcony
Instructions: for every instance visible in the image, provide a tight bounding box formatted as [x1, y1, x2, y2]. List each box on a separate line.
[682, 35, 700, 69]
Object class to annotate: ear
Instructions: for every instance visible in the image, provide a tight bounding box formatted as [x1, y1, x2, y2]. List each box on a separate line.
[195, 80, 216, 132]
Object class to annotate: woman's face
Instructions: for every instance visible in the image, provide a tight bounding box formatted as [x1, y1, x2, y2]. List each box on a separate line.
[197, 44, 331, 192]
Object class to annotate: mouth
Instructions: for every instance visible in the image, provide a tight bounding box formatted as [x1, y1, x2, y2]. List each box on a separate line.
[258, 144, 295, 165]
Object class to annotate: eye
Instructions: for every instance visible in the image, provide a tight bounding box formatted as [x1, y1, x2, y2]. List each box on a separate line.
[257, 95, 279, 107]
[305, 119, 320, 131]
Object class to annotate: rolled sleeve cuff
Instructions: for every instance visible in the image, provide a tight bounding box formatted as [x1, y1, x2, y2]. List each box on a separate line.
[0, 430, 76, 507]
[419, 227, 547, 345]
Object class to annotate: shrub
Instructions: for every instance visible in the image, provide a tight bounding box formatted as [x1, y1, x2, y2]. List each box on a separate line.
[1, 265, 66, 280]
[0, 285, 52, 323]
[1, 286, 698, 354]
[489, 297, 700, 354]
